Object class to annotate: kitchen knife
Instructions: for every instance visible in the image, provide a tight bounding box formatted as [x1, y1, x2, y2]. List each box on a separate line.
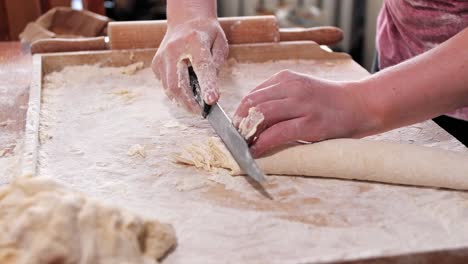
[188, 66, 267, 184]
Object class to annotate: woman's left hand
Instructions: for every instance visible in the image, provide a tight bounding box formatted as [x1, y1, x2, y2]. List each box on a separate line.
[233, 70, 379, 157]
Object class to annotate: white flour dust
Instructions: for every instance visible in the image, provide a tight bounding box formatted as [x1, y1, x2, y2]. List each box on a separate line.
[37, 60, 468, 263]
[0, 141, 21, 186]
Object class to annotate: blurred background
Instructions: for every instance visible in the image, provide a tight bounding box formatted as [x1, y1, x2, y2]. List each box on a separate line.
[0, 0, 384, 70]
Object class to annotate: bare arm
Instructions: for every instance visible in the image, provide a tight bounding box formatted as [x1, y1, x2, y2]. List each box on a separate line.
[357, 27, 468, 136]
[234, 28, 468, 157]
[167, 0, 217, 25]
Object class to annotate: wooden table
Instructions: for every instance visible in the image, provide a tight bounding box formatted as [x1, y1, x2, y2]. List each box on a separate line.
[1, 41, 468, 263]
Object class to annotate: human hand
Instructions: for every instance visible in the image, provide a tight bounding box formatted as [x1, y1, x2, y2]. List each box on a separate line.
[234, 70, 379, 157]
[152, 17, 228, 114]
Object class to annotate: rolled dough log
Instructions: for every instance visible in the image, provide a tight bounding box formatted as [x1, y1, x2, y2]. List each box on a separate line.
[0, 177, 176, 264]
[174, 137, 468, 190]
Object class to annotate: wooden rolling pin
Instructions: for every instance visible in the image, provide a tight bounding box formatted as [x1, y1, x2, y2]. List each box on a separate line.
[30, 16, 343, 53]
[108, 16, 343, 49]
[108, 16, 280, 49]
[30, 37, 108, 54]
[279, 27, 343, 46]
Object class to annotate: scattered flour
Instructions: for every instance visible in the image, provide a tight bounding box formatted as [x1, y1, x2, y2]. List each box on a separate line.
[207, 170, 247, 192]
[0, 141, 22, 186]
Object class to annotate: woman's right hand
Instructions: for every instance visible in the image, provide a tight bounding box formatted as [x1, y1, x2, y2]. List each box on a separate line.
[152, 0, 228, 114]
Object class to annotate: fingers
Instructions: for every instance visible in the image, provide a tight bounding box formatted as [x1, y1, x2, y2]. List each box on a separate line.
[161, 52, 201, 114]
[249, 75, 281, 94]
[152, 35, 207, 114]
[193, 59, 219, 105]
[151, 22, 227, 113]
[237, 99, 303, 145]
[189, 33, 220, 105]
[249, 70, 297, 94]
[254, 99, 303, 131]
[198, 32, 228, 104]
[211, 31, 229, 68]
[233, 84, 289, 126]
[175, 59, 202, 114]
[250, 117, 307, 158]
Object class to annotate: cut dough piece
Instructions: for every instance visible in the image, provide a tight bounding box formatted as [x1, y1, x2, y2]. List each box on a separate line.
[174, 137, 468, 190]
[0, 177, 176, 264]
[237, 107, 265, 140]
[173, 139, 233, 173]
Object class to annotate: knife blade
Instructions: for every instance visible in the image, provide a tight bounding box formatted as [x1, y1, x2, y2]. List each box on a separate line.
[188, 66, 267, 183]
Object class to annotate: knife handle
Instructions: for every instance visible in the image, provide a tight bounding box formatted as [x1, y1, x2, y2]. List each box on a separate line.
[188, 66, 212, 118]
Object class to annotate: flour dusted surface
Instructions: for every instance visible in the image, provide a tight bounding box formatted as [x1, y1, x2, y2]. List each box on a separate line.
[38, 60, 468, 263]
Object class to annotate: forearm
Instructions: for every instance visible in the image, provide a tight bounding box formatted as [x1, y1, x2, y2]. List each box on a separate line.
[357, 28, 468, 135]
[167, 0, 217, 25]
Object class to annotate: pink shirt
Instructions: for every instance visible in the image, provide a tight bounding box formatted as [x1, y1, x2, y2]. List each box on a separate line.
[377, 0, 468, 121]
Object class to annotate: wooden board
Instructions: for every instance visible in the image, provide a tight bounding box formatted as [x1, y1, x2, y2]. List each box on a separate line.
[22, 41, 468, 263]
[21, 41, 352, 177]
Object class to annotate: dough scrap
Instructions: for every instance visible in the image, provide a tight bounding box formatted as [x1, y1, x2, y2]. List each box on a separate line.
[174, 137, 468, 190]
[0, 177, 176, 264]
[238, 107, 265, 140]
[128, 144, 146, 158]
[120, 62, 144, 75]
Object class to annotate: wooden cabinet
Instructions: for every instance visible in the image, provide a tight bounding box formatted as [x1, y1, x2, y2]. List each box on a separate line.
[83, 0, 105, 15]
[39, 0, 71, 11]
[0, 0, 42, 40]
[0, 0, 9, 40]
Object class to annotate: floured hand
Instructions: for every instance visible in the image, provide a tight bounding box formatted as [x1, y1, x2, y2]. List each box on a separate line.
[152, 0, 228, 114]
